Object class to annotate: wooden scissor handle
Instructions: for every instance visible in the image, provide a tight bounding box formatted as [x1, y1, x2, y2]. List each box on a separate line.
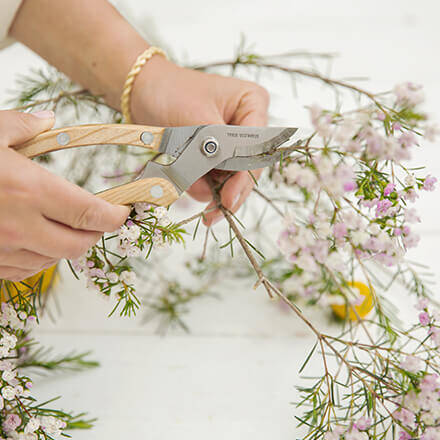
[96, 177, 179, 206]
[15, 123, 166, 158]
[15, 124, 179, 206]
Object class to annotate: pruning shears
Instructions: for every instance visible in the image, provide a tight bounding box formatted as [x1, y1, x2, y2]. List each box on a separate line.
[16, 124, 299, 206]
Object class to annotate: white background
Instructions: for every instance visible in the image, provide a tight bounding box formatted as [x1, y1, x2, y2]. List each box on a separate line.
[1, 1, 440, 438]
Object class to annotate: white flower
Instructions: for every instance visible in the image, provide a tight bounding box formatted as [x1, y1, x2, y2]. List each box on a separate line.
[283, 162, 302, 185]
[296, 168, 318, 191]
[107, 272, 119, 284]
[316, 221, 332, 238]
[326, 252, 345, 273]
[324, 426, 344, 440]
[40, 415, 66, 437]
[351, 231, 370, 247]
[1, 334, 17, 350]
[296, 254, 317, 272]
[315, 156, 334, 178]
[2, 370, 16, 383]
[367, 223, 381, 236]
[404, 174, 416, 187]
[2, 385, 16, 400]
[393, 82, 424, 107]
[120, 271, 136, 285]
[24, 418, 40, 434]
[334, 119, 357, 144]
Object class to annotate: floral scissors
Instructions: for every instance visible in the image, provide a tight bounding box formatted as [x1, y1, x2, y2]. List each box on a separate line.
[15, 124, 299, 206]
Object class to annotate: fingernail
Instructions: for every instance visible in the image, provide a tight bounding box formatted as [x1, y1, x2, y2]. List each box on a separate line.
[32, 110, 54, 119]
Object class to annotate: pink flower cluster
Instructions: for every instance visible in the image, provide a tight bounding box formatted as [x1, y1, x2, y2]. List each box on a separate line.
[395, 373, 440, 439]
[324, 416, 372, 440]
[0, 304, 65, 439]
[72, 203, 173, 300]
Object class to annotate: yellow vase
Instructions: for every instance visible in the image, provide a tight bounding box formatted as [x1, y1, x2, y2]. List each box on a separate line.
[331, 281, 374, 321]
[0, 265, 59, 302]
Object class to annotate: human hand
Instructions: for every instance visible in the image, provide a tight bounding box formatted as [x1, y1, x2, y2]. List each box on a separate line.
[0, 110, 129, 282]
[130, 57, 269, 225]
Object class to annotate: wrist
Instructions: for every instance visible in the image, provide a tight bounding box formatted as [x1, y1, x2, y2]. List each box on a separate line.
[129, 55, 180, 125]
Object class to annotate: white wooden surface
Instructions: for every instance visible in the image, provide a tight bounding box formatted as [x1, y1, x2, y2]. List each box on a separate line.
[1, 1, 440, 438]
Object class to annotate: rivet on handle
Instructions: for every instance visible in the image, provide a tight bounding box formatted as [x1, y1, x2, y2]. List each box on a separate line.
[150, 184, 164, 199]
[140, 131, 154, 145]
[56, 132, 70, 146]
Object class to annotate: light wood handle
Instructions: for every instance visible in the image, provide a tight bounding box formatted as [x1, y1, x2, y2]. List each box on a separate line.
[15, 124, 166, 158]
[96, 177, 179, 206]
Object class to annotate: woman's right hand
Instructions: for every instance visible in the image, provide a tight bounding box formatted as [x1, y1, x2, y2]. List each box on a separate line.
[0, 110, 129, 282]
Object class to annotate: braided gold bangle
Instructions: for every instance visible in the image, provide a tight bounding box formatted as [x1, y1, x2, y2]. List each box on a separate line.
[120, 46, 168, 124]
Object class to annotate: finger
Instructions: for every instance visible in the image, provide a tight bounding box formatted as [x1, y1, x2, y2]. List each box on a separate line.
[229, 85, 269, 127]
[36, 166, 129, 232]
[203, 169, 261, 225]
[0, 249, 56, 271]
[0, 266, 36, 282]
[26, 216, 102, 260]
[186, 178, 213, 202]
[0, 110, 55, 147]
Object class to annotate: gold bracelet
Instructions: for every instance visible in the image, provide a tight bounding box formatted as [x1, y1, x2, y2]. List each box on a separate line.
[121, 46, 168, 124]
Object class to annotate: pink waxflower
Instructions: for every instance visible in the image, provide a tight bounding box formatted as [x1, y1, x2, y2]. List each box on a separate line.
[429, 327, 440, 347]
[375, 200, 393, 217]
[2, 413, 21, 432]
[354, 416, 372, 431]
[420, 374, 439, 392]
[343, 181, 357, 192]
[393, 122, 402, 132]
[423, 175, 437, 192]
[416, 298, 429, 310]
[399, 131, 417, 148]
[384, 183, 395, 197]
[394, 408, 416, 429]
[419, 312, 430, 326]
[421, 427, 440, 440]
[399, 431, 411, 440]
[400, 355, 422, 373]
[333, 223, 348, 239]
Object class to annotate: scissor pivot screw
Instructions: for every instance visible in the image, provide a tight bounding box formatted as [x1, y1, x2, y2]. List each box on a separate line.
[201, 137, 219, 157]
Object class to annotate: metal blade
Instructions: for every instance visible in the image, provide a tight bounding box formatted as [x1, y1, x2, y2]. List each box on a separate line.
[159, 125, 298, 159]
[143, 125, 300, 194]
[215, 152, 283, 171]
[158, 126, 204, 158]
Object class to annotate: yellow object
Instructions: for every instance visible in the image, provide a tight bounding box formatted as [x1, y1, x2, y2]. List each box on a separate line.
[121, 46, 168, 123]
[331, 281, 374, 321]
[1, 265, 58, 302]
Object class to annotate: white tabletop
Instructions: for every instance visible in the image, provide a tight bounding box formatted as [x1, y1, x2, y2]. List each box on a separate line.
[1, 1, 440, 438]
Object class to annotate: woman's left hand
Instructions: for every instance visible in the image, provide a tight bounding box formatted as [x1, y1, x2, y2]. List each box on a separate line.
[130, 56, 270, 225]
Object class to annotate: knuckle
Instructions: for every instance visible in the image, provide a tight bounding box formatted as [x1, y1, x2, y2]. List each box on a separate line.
[253, 84, 270, 105]
[66, 234, 99, 260]
[73, 205, 101, 230]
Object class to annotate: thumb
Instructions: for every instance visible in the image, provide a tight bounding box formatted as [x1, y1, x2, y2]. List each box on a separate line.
[0, 110, 55, 147]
